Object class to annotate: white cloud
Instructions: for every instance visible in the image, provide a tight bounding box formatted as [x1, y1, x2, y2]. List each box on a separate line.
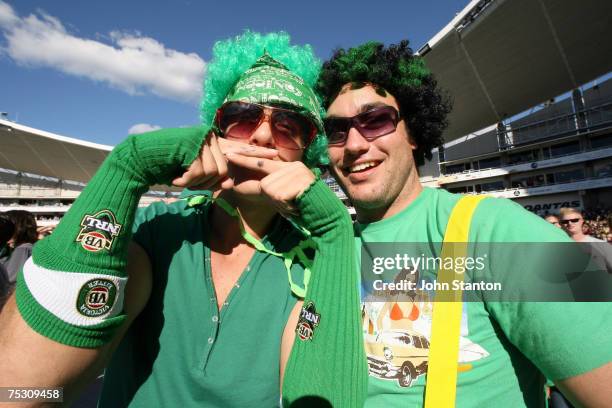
[0, 1, 18, 27]
[128, 123, 162, 134]
[0, 1, 206, 103]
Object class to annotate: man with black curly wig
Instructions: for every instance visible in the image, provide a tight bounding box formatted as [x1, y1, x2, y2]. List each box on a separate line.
[317, 41, 612, 407]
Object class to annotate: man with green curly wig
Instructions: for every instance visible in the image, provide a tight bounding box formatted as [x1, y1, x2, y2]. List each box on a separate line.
[317, 41, 612, 407]
[0, 31, 367, 407]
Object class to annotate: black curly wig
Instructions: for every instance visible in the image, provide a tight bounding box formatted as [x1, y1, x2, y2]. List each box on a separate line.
[316, 40, 452, 165]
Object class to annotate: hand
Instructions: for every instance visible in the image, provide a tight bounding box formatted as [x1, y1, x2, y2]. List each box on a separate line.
[36, 226, 55, 240]
[225, 154, 316, 217]
[171, 133, 278, 191]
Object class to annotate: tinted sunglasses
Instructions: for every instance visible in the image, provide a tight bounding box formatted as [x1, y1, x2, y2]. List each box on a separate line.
[323, 105, 401, 146]
[215, 101, 317, 150]
[560, 218, 581, 225]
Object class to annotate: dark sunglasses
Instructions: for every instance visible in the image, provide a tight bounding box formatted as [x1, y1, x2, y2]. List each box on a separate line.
[215, 101, 317, 150]
[323, 105, 401, 146]
[560, 218, 581, 225]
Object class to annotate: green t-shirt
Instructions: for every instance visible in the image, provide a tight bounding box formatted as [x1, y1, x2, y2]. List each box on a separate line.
[357, 187, 612, 407]
[99, 199, 306, 407]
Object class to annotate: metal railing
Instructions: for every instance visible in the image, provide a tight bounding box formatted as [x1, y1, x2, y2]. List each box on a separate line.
[441, 102, 612, 165]
[469, 175, 610, 195]
[503, 102, 612, 148]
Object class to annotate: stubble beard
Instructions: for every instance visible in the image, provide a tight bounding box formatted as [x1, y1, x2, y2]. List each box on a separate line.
[339, 163, 415, 218]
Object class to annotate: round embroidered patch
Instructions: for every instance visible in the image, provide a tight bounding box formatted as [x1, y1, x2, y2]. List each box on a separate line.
[76, 279, 117, 317]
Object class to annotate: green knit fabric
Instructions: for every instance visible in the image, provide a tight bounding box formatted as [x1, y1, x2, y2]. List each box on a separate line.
[15, 274, 124, 347]
[283, 180, 368, 407]
[33, 126, 206, 275]
[17, 126, 207, 347]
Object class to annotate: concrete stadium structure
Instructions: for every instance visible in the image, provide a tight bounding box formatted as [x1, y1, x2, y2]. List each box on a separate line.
[418, 77, 612, 215]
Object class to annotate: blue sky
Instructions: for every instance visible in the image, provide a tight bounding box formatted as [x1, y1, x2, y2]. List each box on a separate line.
[0, 0, 468, 146]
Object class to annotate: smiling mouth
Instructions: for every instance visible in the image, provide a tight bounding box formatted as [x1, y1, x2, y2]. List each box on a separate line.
[346, 161, 380, 173]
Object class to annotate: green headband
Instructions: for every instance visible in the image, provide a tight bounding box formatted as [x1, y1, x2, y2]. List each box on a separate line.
[224, 53, 324, 133]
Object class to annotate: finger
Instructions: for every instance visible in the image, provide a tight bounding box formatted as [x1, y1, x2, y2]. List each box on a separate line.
[172, 172, 193, 187]
[266, 160, 304, 180]
[225, 154, 285, 175]
[261, 162, 312, 192]
[259, 163, 314, 205]
[182, 143, 219, 188]
[200, 142, 218, 178]
[209, 136, 234, 189]
[209, 134, 228, 179]
[260, 171, 296, 202]
[172, 153, 206, 187]
[263, 182, 300, 217]
[218, 138, 279, 158]
[219, 177, 234, 190]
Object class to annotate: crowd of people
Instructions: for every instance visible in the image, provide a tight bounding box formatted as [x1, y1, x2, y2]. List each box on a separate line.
[583, 208, 612, 242]
[544, 207, 612, 243]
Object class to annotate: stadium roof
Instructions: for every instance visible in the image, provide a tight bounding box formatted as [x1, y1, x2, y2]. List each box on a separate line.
[0, 119, 176, 191]
[419, 0, 612, 142]
[1, 0, 611, 183]
[0, 119, 111, 184]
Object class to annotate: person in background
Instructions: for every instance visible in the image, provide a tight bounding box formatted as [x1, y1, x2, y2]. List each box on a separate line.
[544, 213, 561, 228]
[583, 208, 612, 242]
[0, 264, 8, 308]
[0, 213, 14, 266]
[559, 207, 612, 276]
[559, 208, 604, 243]
[36, 225, 55, 240]
[4, 210, 37, 285]
[0, 214, 16, 309]
[0, 214, 15, 311]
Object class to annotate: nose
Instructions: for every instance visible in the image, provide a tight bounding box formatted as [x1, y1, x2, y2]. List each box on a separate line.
[343, 126, 370, 156]
[248, 117, 276, 149]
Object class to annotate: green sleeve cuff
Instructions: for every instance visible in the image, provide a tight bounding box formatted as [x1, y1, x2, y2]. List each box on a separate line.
[34, 126, 208, 275]
[15, 270, 126, 348]
[296, 179, 352, 237]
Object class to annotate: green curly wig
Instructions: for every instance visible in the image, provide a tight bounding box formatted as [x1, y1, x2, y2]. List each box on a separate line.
[200, 31, 328, 168]
[316, 41, 452, 166]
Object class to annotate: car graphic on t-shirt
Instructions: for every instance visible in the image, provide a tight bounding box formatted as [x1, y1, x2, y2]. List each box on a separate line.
[365, 328, 490, 388]
[365, 329, 430, 387]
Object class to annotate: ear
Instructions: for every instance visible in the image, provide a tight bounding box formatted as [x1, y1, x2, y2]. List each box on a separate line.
[408, 137, 418, 151]
[404, 123, 418, 150]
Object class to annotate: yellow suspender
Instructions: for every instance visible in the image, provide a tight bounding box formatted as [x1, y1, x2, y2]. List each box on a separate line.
[424, 195, 488, 408]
